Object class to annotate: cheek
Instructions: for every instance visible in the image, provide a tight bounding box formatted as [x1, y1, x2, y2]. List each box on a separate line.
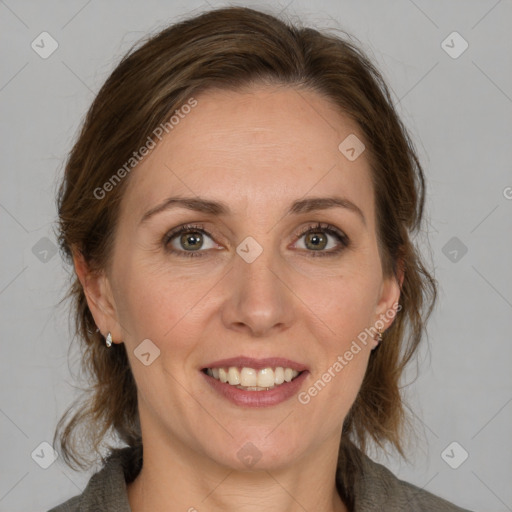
[111, 255, 184, 340]
[112, 255, 223, 360]
[298, 268, 378, 399]
[303, 266, 380, 337]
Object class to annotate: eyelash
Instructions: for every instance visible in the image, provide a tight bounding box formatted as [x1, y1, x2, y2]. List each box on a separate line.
[162, 222, 350, 259]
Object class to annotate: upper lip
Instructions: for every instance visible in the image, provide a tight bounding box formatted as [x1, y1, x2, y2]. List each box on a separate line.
[202, 356, 308, 372]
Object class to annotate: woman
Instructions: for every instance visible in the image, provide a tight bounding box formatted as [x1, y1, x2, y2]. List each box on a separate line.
[49, 6, 474, 512]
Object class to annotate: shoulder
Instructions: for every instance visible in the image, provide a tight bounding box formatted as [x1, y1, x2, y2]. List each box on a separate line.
[353, 451, 475, 512]
[47, 495, 80, 512]
[47, 446, 141, 512]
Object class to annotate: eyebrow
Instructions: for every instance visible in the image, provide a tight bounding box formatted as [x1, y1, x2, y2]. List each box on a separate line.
[140, 195, 366, 225]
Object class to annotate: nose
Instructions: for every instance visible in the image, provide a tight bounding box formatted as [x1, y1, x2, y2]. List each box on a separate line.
[220, 246, 295, 338]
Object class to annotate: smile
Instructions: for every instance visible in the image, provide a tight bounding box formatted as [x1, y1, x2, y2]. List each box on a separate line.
[201, 356, 309, 407]
[203, 366, 301, 391]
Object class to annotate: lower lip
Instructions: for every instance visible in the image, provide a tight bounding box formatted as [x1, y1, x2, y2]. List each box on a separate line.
[201, 370, 309, 407]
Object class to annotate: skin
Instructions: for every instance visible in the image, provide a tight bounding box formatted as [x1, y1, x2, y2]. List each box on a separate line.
[74, 85, 401, 512]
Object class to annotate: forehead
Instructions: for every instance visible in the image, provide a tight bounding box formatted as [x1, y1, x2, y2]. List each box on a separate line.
[121, 85, 375, 223]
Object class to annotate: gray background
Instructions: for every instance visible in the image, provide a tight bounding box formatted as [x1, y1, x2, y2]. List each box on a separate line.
[1, 1, 511, 511]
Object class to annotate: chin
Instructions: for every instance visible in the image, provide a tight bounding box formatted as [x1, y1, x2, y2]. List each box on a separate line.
[203, 430, 307, 472]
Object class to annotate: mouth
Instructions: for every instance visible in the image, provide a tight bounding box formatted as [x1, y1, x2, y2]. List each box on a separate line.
[201, 366, 304, 391]
[200, 357, 309, 406]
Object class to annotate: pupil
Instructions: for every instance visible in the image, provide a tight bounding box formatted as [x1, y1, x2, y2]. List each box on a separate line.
[181, 232, 202, 250]
[307, 232, 326, 250]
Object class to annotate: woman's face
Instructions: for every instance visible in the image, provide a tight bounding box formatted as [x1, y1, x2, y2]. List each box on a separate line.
[89, 85, 400, 470]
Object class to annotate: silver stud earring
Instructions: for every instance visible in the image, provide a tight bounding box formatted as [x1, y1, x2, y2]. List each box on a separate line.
[106, 332, 113, 348]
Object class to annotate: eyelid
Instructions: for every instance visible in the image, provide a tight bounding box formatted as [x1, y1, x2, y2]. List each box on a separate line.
[162, 223, 220, 257]
[291, 222, 349, 256]
[162, 223, 212, 245]
[293, 222, 347, 241]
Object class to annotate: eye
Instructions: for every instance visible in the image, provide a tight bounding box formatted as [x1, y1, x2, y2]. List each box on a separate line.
[163, 223, 218, 258]
[163, 222, 349, 259]
[293, 222, 349, 257]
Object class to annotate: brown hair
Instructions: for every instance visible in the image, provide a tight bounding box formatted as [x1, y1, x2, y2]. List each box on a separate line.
[54, 5, 437, 505]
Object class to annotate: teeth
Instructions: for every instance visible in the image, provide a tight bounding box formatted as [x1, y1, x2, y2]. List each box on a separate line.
[205, 366, 301, 390]
[257, 368, 275, 388]
[236, 386, 272, 391]
[228, 367, 240, 385]
[219, 368, 228, 383]
[240, 367, 257, 387]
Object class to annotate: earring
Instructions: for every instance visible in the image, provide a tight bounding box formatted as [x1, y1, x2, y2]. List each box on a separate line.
[105, 332, 113, 348]
[377, 327, 383, 343]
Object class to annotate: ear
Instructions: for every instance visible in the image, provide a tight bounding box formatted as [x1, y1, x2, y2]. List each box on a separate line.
[374, 257, 404, 336]
[72, 248, 124, 344]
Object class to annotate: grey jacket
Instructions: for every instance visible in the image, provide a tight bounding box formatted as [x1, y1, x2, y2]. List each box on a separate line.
[48, 445, 474, 511]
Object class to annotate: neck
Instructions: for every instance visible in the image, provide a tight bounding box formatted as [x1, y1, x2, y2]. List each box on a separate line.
[127, 428, 349, 512]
